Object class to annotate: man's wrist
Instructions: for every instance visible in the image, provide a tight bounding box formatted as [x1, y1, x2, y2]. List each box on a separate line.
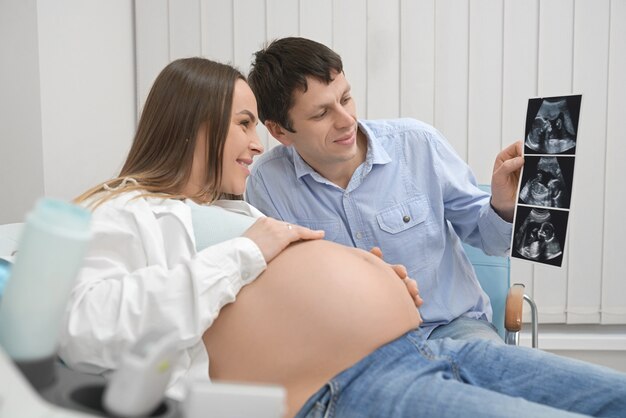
[489, 198, 514, 223]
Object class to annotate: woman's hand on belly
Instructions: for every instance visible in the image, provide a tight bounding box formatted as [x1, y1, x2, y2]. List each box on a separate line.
[243, 217, 325, 262]
[370, 247, 423, 312]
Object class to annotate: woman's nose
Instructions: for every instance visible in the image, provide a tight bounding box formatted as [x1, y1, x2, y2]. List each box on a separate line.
[250, 132, 264, 155]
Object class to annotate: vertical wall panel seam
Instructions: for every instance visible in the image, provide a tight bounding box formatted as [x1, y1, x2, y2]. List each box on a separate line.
[433, 0, 437, 129]
[264, 0, 268, 40]
[365, 0, 369, 118]
[398, 0, 402, 116]
[565, 0, 576, 323]
[331, 0, 335, 49]
[498, 1, 504, 150]
[500, 0, 505, 150]
[166, 0, 171, 60]
[298, 0, 302, 36]
[231, 0, 235, 64]
[600, 0, 613, 323]
[531, 0, 542, 299]
[197, 0, 202, 55]
[398, 0, 402, 117]
[131, 0, 139, 124]
[465, 0, 469, 160]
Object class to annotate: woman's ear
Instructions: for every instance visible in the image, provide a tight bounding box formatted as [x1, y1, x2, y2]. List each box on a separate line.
[265, 120, 292, 146]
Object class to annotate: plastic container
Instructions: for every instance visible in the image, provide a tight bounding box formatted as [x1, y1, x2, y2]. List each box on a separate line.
[0, 198, 91, 361]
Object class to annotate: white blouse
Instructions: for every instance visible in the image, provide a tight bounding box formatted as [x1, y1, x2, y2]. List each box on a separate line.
[58, 191, 266, 399]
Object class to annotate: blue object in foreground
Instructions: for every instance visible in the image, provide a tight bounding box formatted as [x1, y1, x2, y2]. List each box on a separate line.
[0, 259, 11, 300]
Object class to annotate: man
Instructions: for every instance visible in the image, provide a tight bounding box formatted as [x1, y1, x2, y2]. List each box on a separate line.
[245, 36, 524, 342]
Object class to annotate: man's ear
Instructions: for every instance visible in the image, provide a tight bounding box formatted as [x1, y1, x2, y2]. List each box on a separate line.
[265, 120, 293, 146]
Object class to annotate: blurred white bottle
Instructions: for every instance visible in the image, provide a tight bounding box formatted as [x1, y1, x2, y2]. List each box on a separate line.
[0, 198, 90, 365]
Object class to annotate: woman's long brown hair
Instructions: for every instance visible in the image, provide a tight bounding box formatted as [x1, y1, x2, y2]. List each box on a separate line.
[76, 57, 245, 208]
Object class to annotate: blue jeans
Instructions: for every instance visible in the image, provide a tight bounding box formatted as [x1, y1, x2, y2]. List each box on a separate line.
[295, 329, 626, 418]
[428, 316, 503, 343]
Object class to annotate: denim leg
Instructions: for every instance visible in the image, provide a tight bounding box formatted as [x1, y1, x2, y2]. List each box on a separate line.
[446, 337, 626, 417]
[296, 330, 626, 418]
[428, 316, 503, 343]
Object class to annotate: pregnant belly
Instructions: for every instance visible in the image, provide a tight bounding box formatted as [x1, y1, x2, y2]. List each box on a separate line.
[203, 240, 421, 416]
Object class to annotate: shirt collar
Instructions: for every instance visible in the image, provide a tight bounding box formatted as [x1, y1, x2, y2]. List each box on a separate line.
[359, 120, 392, 166]
[291, 119, 392, 182]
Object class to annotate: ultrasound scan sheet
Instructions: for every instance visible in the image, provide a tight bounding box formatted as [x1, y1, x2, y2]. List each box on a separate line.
[511, 94, 582, 267]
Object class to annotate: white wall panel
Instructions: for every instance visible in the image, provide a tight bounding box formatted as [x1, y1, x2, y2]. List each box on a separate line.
[602, 0, 626, 324]
[37, 0, 136, 200]
[233, 0, 265, 73]
[333, 0, 367, 118]
[502, 0, 540, 321]
[400, 0, 435, 124]
[135, 0, 169, 112]
[266, 0, 298, 40]
[434, 0, 469, 159]
[201, 0, 234, 62]
[0, 0, 45, 223]
[568, 0, 610, 323]
[467, 0, 503, 183]
[233, 0, 268, 150]
[300, 0, 332, 48]
[532, 0, 575, 324]
[264, 0, 299, 150]
[366, 0, 400, 119]
[169, 0, 202, 59]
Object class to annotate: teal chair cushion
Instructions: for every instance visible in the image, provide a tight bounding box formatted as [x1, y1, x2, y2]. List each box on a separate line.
[462, 184, 511, 340]
[463, 243, 510, 340]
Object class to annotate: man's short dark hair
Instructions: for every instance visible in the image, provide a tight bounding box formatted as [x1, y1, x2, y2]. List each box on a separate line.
[248, 37, 343, 132]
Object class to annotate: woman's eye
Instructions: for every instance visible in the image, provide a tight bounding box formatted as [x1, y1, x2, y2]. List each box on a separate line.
[240, 120, 250, 127]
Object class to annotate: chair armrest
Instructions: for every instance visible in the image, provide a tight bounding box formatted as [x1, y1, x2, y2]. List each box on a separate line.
[504, 283, 525, 332]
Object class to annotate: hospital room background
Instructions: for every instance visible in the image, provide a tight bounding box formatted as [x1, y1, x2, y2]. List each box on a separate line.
[0, 0, 624, 373]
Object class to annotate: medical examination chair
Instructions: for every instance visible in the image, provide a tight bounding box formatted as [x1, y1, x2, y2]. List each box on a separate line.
[463, 243, 538, 347]
[466, 184, 538, 347]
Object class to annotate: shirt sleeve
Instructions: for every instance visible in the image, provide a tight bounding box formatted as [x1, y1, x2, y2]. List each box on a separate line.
[428, 130, 512, 256]
[58, 200, 266, 373]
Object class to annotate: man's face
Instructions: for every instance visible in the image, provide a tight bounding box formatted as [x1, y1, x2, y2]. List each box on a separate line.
[279, 71, 362, 175]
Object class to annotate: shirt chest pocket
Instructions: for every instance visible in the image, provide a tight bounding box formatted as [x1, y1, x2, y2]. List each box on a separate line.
[376, 195, 430, 234]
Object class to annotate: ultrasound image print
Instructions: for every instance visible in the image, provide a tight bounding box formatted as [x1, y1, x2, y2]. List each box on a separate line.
[525, 95, 581, 155]
[512, 206, 569, 267]
[518, 156, 574, 209]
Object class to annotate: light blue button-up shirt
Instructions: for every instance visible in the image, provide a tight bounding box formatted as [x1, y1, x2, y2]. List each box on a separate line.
[246, 118, 512, 334]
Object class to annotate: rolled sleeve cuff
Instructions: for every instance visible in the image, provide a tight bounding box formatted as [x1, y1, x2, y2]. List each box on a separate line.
[479, 202, 513, 254]
[195, 236, 267, 290]
[230, 237, 267, 284]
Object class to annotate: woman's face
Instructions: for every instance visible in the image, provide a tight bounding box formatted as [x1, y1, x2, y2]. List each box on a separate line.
[186, 80, 263, 199]
[219, 79, 264, 195]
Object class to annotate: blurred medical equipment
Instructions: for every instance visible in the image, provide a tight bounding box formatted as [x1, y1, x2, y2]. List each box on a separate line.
[103, 331, 179, 417]
[0, 198, 91, 388]
[0, 199, 285, 418]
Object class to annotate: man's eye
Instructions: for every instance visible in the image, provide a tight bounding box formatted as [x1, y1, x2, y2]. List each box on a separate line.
[341, 96, 352, 105]
[315, 110, 327, 119]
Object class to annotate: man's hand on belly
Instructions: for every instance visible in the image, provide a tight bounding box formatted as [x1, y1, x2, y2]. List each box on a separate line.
[369, 247, 423, 308]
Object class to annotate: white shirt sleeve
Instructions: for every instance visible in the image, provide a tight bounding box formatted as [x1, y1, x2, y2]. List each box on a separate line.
[58, 195, 266, 379]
